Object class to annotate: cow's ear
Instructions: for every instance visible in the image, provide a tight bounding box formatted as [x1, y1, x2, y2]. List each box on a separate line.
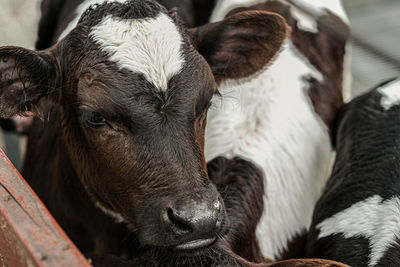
[0, 46, 58, 118]
[190, 11, 288, 84]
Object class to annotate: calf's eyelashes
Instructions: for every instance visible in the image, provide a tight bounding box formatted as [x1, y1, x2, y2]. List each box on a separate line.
[80, 109, 109, 129]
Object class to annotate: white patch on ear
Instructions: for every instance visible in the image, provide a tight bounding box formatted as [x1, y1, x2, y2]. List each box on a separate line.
[317, 195, 400, 267]
[95, 202, 126, 223]
[89, 13, 185, 91]
[377, 79, 400, 110]
[58, 0, 129, 40]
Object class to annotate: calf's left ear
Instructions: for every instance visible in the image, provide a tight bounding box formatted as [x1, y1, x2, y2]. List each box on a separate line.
[190, 11, 288, 84]
[0, 46, 58, 118]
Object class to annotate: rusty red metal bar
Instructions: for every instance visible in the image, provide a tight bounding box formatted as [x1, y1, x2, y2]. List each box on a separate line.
[0, 149, 91, 267]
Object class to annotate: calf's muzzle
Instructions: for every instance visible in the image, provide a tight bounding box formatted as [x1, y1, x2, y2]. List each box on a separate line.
[140, 184, 226, 250]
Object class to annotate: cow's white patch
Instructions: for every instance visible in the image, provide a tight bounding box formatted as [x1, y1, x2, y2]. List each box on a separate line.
[90, 13, 185, 91]
[317, 195, 400, 267]
[205, 41, 332, 259]
[282, 0, 348, 33]
[377, 79, 400, 110]
[58, 0, 129, 40]
[95, 202, 126, 223]
[209, 0, 348, 33]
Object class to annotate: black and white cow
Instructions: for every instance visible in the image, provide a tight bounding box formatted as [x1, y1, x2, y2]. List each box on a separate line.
[204, 0, 350, 260]
[306, 78, 400, 267]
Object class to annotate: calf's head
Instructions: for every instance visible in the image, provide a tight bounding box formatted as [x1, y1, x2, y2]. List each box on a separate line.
[0, 0, 287, 251]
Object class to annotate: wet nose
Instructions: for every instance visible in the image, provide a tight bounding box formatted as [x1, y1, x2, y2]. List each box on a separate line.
[161, 197, 224, 250]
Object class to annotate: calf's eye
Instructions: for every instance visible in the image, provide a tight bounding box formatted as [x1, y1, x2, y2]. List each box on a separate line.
[80, 110, 108, 128]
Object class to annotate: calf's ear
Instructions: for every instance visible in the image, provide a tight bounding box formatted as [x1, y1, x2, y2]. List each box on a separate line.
[0, 46, 58, 118]
[190, 11, 288, 84]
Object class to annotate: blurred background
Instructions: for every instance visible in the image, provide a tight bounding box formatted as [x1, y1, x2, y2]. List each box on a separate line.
[0, 0, 399, 169]
[0, 0, 41, 169]
[342, 0, 400, 96]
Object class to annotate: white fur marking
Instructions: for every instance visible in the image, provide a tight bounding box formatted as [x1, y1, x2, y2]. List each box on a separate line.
[282, 0, 348, 33]
[95, 202, 126, 223]
[58, 0, 129, 40]
[317, 195, 400, 267]
[90, 13, 185, 91]
[377, 79, 400, 110]
[210, 0, 349, 33]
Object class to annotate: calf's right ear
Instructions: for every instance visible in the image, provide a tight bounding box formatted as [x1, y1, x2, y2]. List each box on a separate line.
[190, 11, 288, 84]
[0, 46, 58, 118]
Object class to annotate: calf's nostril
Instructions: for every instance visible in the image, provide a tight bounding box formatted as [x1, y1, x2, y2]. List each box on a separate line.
[166, 208, 192, 235]
[158, 196, 226, 247]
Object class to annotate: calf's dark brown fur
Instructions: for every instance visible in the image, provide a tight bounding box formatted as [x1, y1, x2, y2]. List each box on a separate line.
[0, 0, 288, 265]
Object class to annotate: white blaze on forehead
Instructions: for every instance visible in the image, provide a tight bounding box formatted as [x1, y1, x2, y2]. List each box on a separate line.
[317, 195, 400, 267]
[89, 13, 185, 91]
[58, 0, 129, 40]
[377, 79, 400, 110]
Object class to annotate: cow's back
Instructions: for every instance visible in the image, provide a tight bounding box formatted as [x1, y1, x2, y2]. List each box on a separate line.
[306, 79, 400, 267]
